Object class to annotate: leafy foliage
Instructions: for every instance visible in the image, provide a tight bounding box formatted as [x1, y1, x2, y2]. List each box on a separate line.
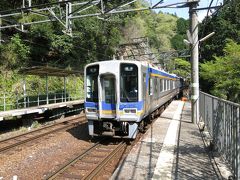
[0, 1, 187, 109]
[0, 34, 30, 71]
[172, 58, 191, 82]
[171, 18, 189, 50]
[200, 0, 240, 61]
[198, 0, 240, 102]
[200, 40, 240, 102]
[145, 12, 178, 51]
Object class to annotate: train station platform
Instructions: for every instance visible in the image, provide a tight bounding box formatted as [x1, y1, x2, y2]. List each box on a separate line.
[0, 100, 84, 121]
[111, 100, 231, 180]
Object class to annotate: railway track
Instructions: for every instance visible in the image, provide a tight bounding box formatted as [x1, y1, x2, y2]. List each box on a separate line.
[43, 103, 166, 180]
[45, 140, 126, 180]
[0, 114, 86, 153]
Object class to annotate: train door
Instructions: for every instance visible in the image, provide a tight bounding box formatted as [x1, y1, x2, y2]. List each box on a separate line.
[99, 74, 116, 119]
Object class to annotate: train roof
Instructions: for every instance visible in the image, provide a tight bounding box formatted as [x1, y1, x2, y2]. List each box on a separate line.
[85, 59, 180, 79]
[85, 59, 144, 66]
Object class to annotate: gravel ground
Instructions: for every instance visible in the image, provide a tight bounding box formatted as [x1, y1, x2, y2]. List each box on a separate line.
[0, 114, 81, 141]
[0, 122, 141, 180]
[0, 120, 93, 179]
[0, 113, 146, 180]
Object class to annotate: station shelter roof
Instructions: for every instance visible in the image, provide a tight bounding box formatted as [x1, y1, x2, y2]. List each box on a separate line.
[19, 66, 83, 77]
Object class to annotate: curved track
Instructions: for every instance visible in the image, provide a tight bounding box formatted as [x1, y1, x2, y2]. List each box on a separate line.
[0, 114, 86, 153]
[46, 140, 126, 180]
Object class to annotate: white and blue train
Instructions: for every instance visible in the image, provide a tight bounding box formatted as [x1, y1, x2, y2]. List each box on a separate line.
[84, 60, 182, 139]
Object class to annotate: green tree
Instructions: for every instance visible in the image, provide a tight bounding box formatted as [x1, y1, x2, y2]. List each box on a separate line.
[0, 1, 187, 107]
[200, 0, 240, 61]
[0, 34, 30, 71]
[146, 12, 178, 51]
[171, 18, 189, 50]
[172, 58, 191, 82]
[200, 40, 240, 102]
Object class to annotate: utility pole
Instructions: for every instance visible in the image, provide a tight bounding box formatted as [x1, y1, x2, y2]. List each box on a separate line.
[188, 0, 199, 124]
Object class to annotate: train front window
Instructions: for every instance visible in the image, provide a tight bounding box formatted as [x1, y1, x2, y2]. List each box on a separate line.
[120, 64, 138, 102]
[86, 65, 99, 102]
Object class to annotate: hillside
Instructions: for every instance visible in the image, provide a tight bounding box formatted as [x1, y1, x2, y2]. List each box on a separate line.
[0, 1, 188, 110]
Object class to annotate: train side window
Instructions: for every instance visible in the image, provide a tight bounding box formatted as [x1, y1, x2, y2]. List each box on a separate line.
[160, 79, 163, 92]
[157, 78, 160, 97]
[154, 78, 157, 99]
[163, 79, 165, 91]
[149, 77, 153, 95]
[143, 73, 146, 99]
[159, 79, 161, 92]
[165, 79, 168, 91]
[154, 78, 157, 94]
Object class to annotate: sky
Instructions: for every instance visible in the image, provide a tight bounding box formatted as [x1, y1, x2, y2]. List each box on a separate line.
[151, 0, 223, 21]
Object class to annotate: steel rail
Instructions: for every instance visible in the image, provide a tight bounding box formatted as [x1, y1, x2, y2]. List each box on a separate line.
[0, 115, 86, 153]
[45, 140, 125, 180]
[84, 141, 126, 180]
[0, 114, 84, 143]
[46, 142, 102, 180]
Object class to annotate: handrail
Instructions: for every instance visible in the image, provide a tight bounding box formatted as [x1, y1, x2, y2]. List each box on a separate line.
[0, 90, 84, 111]
[199, 91, 239, 179]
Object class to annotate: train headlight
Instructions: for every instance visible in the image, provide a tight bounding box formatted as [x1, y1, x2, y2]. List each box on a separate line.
[123, 108, 137, 114]
[87, 108, 97, 113]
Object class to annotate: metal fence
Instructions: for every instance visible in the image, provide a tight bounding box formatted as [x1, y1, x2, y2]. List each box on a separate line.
[199, 91, 240, 179]
[0, 90, 84, 111]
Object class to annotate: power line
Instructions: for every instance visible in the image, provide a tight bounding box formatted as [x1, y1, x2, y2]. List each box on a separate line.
[0, 0, 80, 15]
[206, 0, 215, 18]
[199, 0, 230, 40]
[199, 0, 215, 41]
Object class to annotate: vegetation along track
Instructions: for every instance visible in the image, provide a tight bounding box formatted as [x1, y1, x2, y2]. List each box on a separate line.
[45, 140, 126, 180]
[0, 114, 86, 153]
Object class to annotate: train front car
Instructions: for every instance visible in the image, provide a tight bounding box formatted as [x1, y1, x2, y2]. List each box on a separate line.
[84, 60, 142, 139]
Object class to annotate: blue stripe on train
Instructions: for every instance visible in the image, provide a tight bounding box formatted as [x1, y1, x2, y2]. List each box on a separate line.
[149, 68, 176, 79]
[102, 101, 144, 111]
[85, 101, 144, 111]
[119, 101, 144, 111]
[85, 102, 98, 108]
[102, 101, 116, 110]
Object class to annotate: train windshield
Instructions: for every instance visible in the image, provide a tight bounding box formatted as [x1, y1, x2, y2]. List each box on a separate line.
[120, 64, 138, 102]
[86, 65, 99, 102]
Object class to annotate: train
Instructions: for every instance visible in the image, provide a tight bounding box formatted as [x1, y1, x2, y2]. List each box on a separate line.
[84, 59, 183, 139]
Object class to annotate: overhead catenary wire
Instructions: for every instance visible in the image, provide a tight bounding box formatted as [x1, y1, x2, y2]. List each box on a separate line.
[199, 0, 217, 41]
[207, 0, 215, 18]
[1, 0, 231, 68]
[199, 0, 230, 41]
[0, 0, 82, 15]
